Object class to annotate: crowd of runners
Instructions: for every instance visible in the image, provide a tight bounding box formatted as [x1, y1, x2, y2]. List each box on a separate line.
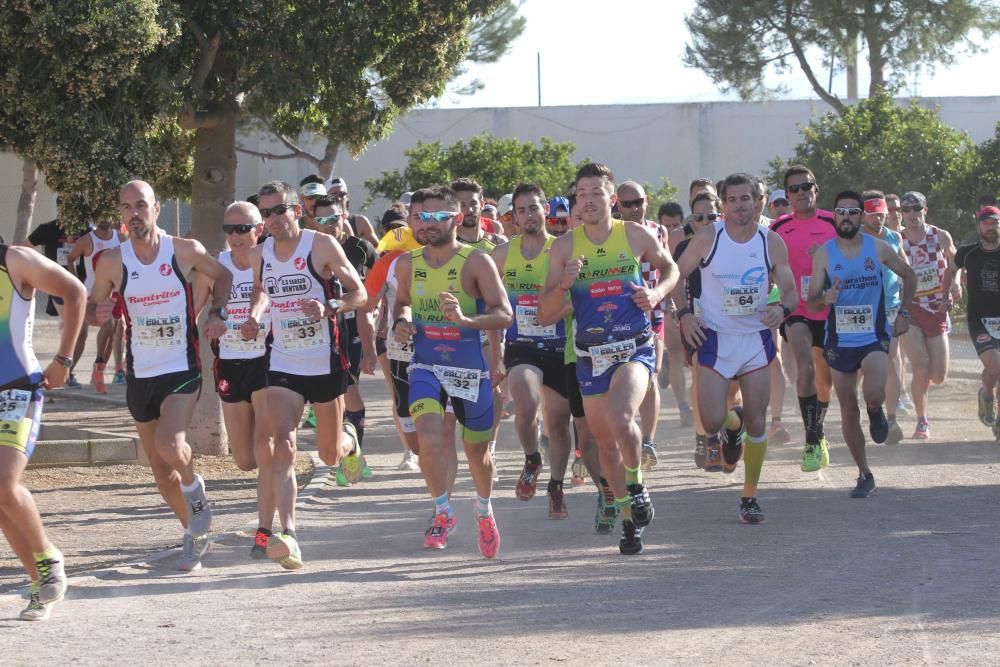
[2, 163, 998, 620]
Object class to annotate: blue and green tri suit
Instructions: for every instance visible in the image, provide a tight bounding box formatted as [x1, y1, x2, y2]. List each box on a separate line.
[407, 247, 494, 442]
[568, 221, 654, 395]
[823, 234, 890, 373]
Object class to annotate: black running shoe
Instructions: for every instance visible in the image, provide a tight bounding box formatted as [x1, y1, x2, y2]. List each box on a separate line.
[619, 520, 644, 555]
[704, 435, 723, 473]
[850, 473, 876, 498]
[628, 483, 654, 528]
[739, 497, 765, 524]
[869, 407, 889, 444]
[722, 407, 744, 472]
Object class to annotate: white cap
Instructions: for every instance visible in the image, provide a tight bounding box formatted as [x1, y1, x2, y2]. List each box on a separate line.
[400, 191, 413, 207]
[498, 193, 513, 217]
[768, 189, 787, 204]
[326, 176, 348, 192]
[300, 182, 327, 198]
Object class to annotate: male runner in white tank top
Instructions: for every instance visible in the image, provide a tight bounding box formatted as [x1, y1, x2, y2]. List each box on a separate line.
[90, 180, 232, 572]
[240, 180, 366, 570]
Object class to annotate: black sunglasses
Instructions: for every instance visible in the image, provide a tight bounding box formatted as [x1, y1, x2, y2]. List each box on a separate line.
[222, 223, 255, 235]
[787, 182, 816, 194]
[258, 203, 294, 218]
[900, 205, 923, 213]
[619, 198, 645, 209]
[692, 213, 720, 222]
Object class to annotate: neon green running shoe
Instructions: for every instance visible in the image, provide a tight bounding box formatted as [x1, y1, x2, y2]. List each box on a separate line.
[19, 584, 50, 621]
[361, 457, 373, 480]
[801, 443, 821, 472]
[266, 533, 303, 570]
[338, 423, 363, 484]
[819, 437, 831, 469]
[335, 468, 350, 487]
[303, 406, 316, 428]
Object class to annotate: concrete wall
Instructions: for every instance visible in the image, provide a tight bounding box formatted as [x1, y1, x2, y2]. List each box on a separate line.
[4, 96, 998, 241]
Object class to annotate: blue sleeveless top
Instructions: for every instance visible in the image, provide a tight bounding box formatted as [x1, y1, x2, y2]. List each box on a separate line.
[824, 234, 889, 348]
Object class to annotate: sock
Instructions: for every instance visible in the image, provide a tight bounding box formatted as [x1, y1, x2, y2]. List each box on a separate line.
[616, 495, 633, 521]
[887, 413, 897, 423]
[625, 464, 642, 486]
[434, 491, 452, 516]
[816, 400, 829, 439]
[282, 528, 296, 539]
[94, 356, 105, 365]
[488, 440, 497, 457]
[798, 394, 819, 443]
[344, 408, 366, 446]
[743, 434, 768, 489]
[29, 579, 40, 593]
[526, 451, 542, 466]
[115, 364, 124, 373]
[257, 527, 272, 536]
[679, 401, 691, 412]
[475, 494, 492, 517]
[724, 408, 742, 432]
[180, 474, 203, 494]
[33, 544, 60, 564]
[184, 527, 191, 536]
[547, 478, 563, 493]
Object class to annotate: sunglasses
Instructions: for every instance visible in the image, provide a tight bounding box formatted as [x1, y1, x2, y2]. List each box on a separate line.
[786, 182, 816, 194]
[418, 211, 459, 223]
[619, 198, 645, 209]
[315, 215, 342, 226]
[546, 217, 570, 226]
[770, 199, 789, 207]
[222, 223, 255, 235]
[692, 213, 720, 222]
[835, 207, 863, 216]
[900, 205, 923, 213]
[888, 207, 900, 213]
[258, 203, 294, 218]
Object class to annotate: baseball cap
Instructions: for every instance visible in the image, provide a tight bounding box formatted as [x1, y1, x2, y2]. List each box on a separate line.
[547, 196, 570, 217]
[300, 182, 327, 198]
[768, 189, 787, 204]
[498, 193, 513, 217]
[977, 205, 1000, 220]
[901, 191, 927, 208]
[326, 176, 348, 191]
[864, 198, 888, 214]
[400, 191, 413, 208]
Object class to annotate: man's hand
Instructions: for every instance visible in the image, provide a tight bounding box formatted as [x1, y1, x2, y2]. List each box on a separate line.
[393, 319, 416, 344]
[823, 277, 842, 306]
[360, 350, 378, 375]
[759, 304, 786, 329]
[560, 255, 585, 290]
[629, 282, 660, 312]
[679, 313, 707, 348]
[203, 313, 227, 340]
[42, 361, 69, 390]
[240, 316, 260, 341]
[893, 313, 910, 337]
[438, 292, 471, 327]
[300, 298, 327, 321]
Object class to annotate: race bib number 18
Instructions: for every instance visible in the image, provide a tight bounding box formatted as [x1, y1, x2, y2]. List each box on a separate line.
[835, 305, 875, 334]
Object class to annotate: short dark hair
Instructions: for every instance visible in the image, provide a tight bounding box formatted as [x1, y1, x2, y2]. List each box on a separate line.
[658, 201, 684, 219]
[689, 178, 715, 195]
[423, 185, 458, 208]
[719, 172, 757, 200]
[783, 164, 816, 188]
[834, 190, 863, 207]
[862, 189, 885, 201]
[259, 180, 299, 205]
[691, 191, 721, 210]
[451, 178, 483, 196]
[314, 196, 335, 208]
[246, 194, 260, 207]
[575, 162, 615, 187]
[299, 174, 323, 187]
[512, 183, 546, 206]
[976, 193, 999, 208]
[409, 188, 434, 206]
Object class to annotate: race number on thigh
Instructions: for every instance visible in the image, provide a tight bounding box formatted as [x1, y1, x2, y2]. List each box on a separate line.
[432, 365, 482, 402]
[588, 338, 637, 376]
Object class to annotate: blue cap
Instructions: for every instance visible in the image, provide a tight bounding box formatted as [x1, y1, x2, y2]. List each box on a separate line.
[547, 196, 570, 217]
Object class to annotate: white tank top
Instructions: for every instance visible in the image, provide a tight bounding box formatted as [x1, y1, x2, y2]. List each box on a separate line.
[120, 234, 198, 378]
[84, 229, 122, 295]
[699, 220, 773, 334]
[262, 229, 344, 376]
[217, 250, 270, 361]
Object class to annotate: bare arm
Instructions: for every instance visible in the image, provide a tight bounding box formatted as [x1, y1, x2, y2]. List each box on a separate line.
[806, 244, 830, 312]
[323, 235, 367, 314]
[878, 239, 917, 312]
[390, 254, 415, 343]
[66, 235, 92, 280]
[442, 252, 512, 331]
[537, 235, 575, 326]
[90, 247, 121, 303]
[628, 223, 679, 309]
[177, 238, 232, 339]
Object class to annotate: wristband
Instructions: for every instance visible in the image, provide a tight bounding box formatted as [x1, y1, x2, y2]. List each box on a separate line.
[675, 307, 693, 321]
[53, 354, 73, 369]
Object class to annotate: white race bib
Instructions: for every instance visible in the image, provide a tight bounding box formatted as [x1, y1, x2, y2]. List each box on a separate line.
[432, 365, 481, 402]
[0, 389, 31, 422]
[800, 275, 811, 301]
[222, 320, 267, 355]
[885, 305, 899, 327]
[280, 316, 329, 350]
[589, 338, 637, 376]
[387, 336, 415, 362]
[722, 286, 759, 316]
[516, 304, 557, 338]
[56, 246, 71, 266]
[983, 317, 1000, 340]
[835, 305, 875, 334]
[135, 315, 183, 349]
[914, 264, 941, 294]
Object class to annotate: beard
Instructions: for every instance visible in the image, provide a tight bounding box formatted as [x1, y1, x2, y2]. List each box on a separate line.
[836, 223, 861, 239]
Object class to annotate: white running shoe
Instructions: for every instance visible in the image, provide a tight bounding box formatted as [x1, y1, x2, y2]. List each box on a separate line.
[397, 450, 419, 471]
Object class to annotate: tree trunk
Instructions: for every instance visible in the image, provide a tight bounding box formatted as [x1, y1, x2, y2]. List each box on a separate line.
[13, 158, 38, 244]
[845, 32, 859, 100]
[186, 103, 239, 456]
[317, 142, 340, 181]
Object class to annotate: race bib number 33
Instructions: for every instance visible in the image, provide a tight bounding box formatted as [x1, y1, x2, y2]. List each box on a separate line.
[280, 317, 329, 350]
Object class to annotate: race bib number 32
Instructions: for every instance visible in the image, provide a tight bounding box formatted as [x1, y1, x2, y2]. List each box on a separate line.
[432, 365, 481, 402]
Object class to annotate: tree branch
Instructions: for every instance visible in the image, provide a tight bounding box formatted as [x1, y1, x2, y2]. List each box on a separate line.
[235, 145, 311, 162]
[783, 9, 846, 114]
[185, 18, 221, 95]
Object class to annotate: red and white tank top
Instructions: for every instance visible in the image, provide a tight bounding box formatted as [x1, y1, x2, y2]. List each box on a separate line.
[639, 219, 666, 324]
[217, 250, 269, 361]
[120, 235, 199, 378]
[84, 229, 123, 295]
[902, 225, 947, 314]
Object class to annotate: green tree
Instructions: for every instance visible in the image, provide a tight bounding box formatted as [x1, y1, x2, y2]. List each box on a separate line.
[642, 178, 680, 220]
[684, 0, 1000, 114]
[767, 92, 981, 236]
[365, 134, 582, 203]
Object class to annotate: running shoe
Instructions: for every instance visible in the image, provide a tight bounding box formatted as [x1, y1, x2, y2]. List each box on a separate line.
[250, 529, 269, 560]
[901, 393, 915, 412]
[679, 403, 694, 428]
[628, 483, 654, 528]
[978, 387, 997, 427]
[515, 458, 541, 501]
[183, 477, 212, 537]
[397, 450, 419, 471]
[35, 552, 67, 604]
[992, 418, 1000, 444]
[619, 520, 644, 555]
[886, 419, 904, 445]
[895, 398, 910, 416]
[693, 435, 707, 469]
[65, 374, 81, 389]
[423, 512, 456, 550]
[338, 423, 363, 484]
[547, 487, 568, 520]
[641, 441, 659, 471]
[913, 417, 930, 440]
[819, 437, 831, 469]
[595, 485, 619, 534]
[476, 512, 501, 559]
[768, 422, 792, 446]
[91, 362, 107, 394]
[869, 407, 889, 445]
[266, 533, 303, 570]
[850, 473, 876, 498]
[704, 436, 723, 473]
[360, 454, 373, 480]
[571, 453, 587, 486]
[739, 497, 765, 524]
[111, 369, 127, 385]
[19, 586, 50, 621]
[801, 443, 822, 472]
[176, 533, 209, 572]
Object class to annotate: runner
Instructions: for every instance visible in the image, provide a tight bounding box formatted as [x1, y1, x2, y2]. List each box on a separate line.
[192, 202, 275, 558]
[898, 191, 958, 439]
[807, 191, 916, 497]
[391, 184, 512, 558]
[0, 242, 85, 620]
[946, 206, 1000, 443]
[770, 165, 837, 472]
[672, 173, 797, 523]
[90, 180, 231, 572]
[491, 183, 573, 518]
[240, 180, 366, 569]
[326, 177, 380, 245]
[539, 162, 679, 555]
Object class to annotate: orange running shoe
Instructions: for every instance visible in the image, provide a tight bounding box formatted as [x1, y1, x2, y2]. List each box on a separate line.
[424, 512, 452, 550]
[91, 362, 108, 394]
[476, 512, 500, 559]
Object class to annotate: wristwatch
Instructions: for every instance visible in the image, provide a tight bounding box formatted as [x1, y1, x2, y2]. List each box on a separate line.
[53, 354, 73, 368]
[897, 309, 910, 319]
[327, 298, 343, 318]
[208, 306, 228, 320]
